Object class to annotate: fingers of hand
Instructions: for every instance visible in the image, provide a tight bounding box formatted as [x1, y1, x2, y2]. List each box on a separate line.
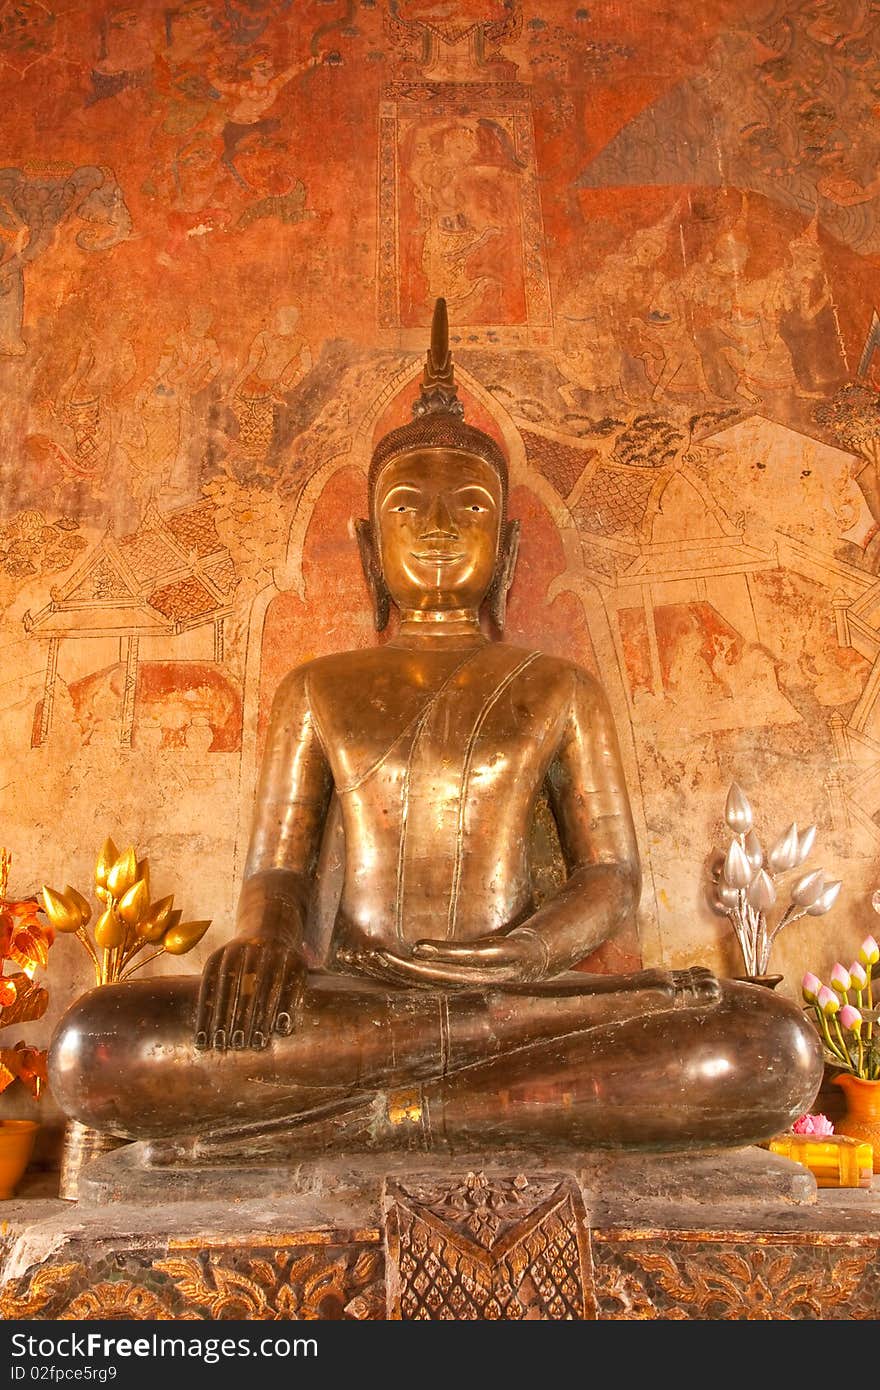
[376, 950, 512, 989]
[413, 938, 511, 965]
[273, 953, 305, 1037]
[211, 941, 256, 1050]
[194, 953, 221, 1049]
[237, 948, 277, 1050]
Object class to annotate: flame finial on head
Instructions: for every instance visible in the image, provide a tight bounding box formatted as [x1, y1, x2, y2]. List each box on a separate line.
[368, 297, 508, 495]
[413, 297, 464, 420]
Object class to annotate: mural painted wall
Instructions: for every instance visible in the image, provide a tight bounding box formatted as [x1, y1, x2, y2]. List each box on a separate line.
[2, 0, 880, 1111]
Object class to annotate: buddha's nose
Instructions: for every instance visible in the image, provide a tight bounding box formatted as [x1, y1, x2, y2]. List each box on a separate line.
[421, 492, 457, 537]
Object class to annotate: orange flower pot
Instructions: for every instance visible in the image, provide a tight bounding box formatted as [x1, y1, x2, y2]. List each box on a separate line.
[0, 1119, 38, 1198]
[833, 1074, 880, 1174]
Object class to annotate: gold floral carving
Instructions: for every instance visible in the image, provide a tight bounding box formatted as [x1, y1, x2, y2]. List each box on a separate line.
[386, 1173, 593, 1319]
[58, 1282, 185, 1321]
[0, 1261, 83, 1319]
[155, 1247, 383, 1320]
[595, 1247, 872, 1320]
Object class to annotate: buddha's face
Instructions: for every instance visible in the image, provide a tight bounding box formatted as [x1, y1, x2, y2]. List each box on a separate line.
[374, 450, 502, 613]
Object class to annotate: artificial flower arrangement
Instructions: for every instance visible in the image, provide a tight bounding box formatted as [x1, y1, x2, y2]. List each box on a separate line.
[801, 934, 880, 1077]
[41, 837, 211, 986]
[0, 849, 55, 1098]
[709, 783, 842, 977]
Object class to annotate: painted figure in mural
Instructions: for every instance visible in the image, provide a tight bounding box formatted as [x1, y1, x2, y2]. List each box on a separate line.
[25, 316, 138, 487]
[408, 119, 520, 317]
[213, 49, 320, 187]
[86, 5, 157, 106]
[556, 206, 679, 402]
[224, 305, 311, 473]
[129, 306, 222, 498]
[50, 301, 822, 1158]
[0, 166, 132, 360]
[0, 189, 28, 356]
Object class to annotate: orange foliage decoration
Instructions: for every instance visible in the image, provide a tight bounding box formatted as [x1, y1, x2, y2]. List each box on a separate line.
[0, 849, 54, 1099]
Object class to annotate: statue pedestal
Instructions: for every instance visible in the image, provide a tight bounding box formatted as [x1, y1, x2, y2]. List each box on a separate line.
[2, 1149, 878, 1320]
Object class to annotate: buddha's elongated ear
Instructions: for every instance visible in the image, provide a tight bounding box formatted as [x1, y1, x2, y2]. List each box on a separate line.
[355, 519, 391, 632]
[486, 519, 520, 633]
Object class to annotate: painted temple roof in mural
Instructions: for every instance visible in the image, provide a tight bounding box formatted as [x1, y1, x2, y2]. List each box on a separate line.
[23, 502, 237, 639]
[520, 424, 772, 587]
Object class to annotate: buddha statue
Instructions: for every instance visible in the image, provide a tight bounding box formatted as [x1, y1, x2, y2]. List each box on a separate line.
[49, 301, 823, 1161]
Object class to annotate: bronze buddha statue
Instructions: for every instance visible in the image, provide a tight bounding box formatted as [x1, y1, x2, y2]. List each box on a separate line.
[49, 301, 823, 1159]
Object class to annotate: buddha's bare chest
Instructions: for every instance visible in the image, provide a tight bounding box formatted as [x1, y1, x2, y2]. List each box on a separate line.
[311, 651, 565, 811]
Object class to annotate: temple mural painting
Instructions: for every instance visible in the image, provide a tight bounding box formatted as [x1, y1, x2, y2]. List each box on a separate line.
[2, 0, 880, 1113]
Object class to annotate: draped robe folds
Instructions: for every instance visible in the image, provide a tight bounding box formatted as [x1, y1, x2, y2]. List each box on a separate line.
[325, 642, 551, 957]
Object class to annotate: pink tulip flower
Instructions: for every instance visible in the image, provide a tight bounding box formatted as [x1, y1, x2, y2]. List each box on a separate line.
[817, 985, 840, 1015]
[840, 1004, 863, 1033]
[801, 972, 822, 1003]
[830, 963, 852, 994]
[858, 935, 880, 967]
[849, 961, 868, 990]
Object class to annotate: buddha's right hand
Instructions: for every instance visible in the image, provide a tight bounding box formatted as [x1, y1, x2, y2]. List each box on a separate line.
[194, 935, 306, 1051]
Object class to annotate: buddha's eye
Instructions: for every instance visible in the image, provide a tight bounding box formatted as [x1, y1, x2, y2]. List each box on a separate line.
[469, 504, 484, 512]
[393, 504, 410, 513]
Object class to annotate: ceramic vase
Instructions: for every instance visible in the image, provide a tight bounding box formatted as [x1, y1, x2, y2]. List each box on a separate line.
[833, 1073, 880, 1174]
[0, 1119, 38, 1198]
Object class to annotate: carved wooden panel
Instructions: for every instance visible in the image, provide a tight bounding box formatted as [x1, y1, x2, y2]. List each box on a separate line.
[385, 1171, 594, 1319]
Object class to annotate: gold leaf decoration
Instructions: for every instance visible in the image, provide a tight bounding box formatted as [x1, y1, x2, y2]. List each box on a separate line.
[0, 973, 48, 1026]
[0, 1262, 83, 1319]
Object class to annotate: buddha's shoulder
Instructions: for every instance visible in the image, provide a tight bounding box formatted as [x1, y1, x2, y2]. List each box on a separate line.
[490, 644, 610, 706]
[269, 648, 383, 698]
[269, 645, 605, 703]
[498, 643, 600, 681]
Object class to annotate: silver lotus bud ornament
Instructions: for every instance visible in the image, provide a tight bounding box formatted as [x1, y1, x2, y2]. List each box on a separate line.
[747, 870, 776, 912]
[806, 880, 842, 916]
[795, 825, 817, 866]
[723, 840, 753, 888]
[743, 830, 763, 871]
[708, 785, 842, 978]
[791, 869, 826, 907]
[724, 782, 754, 835]
[768, 823, 800, 873]
[709, 851, 726, 883]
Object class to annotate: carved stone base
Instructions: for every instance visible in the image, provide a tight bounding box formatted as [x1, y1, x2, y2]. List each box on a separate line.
[2, 1151, 879, 1320]
[74, 1139, 817, 1208]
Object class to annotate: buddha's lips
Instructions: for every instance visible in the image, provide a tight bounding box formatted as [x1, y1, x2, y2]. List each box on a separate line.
[412, 549, 466, 564]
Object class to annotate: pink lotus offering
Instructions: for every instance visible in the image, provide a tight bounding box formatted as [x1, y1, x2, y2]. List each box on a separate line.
[803, 927, 879, 1078]
[792, 1113, 835, 1137]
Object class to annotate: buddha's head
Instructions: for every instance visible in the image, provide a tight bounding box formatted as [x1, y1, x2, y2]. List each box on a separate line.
[357, 300, 519, 631]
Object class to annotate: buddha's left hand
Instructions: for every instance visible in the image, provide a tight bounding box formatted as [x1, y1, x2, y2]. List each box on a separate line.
[366, 929, 550, 988]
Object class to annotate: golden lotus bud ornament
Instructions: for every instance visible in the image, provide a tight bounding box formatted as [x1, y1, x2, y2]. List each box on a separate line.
[42, 837, 212, 988]
[164, 920, 211, 955]
[136, 859, 150, 901]
[94, 838, 119, 891]
[94, 908, 126, 951]
[106, 847, 138, 900]
[117, 879, 149, 927]
[137, 896, 176, 942]
[41, 886, 83, 934]
[64, 887, 91, 927]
